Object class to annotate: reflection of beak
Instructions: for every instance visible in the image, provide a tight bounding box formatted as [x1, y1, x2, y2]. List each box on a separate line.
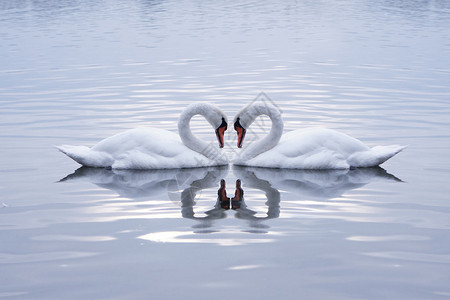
[231, 179, 243, 209]
[235, 179, 241, 189]
[219, 179, 227, 198]
[233, 179, 243, 200]
[219, 179, 230, 209]
[236, 126, 246, 148]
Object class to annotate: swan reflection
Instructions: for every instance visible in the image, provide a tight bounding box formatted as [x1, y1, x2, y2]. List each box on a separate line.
[59, 166, 229, 199]
[233, 166, 401, 200]
[179, 177, 280, 233]
[59, 165, 401, 233]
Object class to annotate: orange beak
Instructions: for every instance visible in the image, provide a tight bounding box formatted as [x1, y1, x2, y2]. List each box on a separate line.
[215, 118, 227, 148]
[234, 118, 246, 148]
[219, 179, 228, 199]
[231, 179, 243, 209]
[218, 179, 230, 210]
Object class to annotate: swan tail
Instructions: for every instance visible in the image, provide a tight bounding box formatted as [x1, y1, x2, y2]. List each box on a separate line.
[56, 145, 113, 168]
[348, 145, 406, 168]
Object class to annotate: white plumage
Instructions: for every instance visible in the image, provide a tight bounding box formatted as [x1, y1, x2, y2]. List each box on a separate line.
[56, 103, 228, 169]
[233, 102, 405, 169]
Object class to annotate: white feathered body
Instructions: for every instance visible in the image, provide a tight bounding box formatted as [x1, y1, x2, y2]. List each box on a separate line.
[234, 127, 405, 169]
[57, 127, 227, 169]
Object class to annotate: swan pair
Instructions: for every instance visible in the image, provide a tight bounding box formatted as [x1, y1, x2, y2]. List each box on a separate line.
[57, 102, 405, 170]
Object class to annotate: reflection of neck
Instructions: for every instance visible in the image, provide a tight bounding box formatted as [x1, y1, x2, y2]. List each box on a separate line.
[180, 171, 227, 220]
[233, 168, 280, 219]
[246, 173, 280, 219]
[178, 104, 221, 160]
[241, 104, 284, 160]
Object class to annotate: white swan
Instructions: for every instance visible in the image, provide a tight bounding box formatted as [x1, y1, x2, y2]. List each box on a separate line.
[233, 102, 405, 169]
[56, 103, 228, 169]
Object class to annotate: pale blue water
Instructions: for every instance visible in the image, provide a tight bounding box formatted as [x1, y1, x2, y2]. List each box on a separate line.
[1, 1, 450, 299]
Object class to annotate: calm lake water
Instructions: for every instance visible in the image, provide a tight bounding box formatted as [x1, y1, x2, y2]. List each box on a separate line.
[1, 0, 450, 299]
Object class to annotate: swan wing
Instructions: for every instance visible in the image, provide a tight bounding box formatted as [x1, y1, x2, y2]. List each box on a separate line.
[348, 145, 406, 167]
[236, 127, 404, 169]
[105, 127, 227, 169]
[56, 145, 114, 167]
[58, 127, 227, 169]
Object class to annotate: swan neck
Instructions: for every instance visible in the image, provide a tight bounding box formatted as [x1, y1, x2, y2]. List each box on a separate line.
[178, 105, 222, 161]
[241, 105, 283, 160]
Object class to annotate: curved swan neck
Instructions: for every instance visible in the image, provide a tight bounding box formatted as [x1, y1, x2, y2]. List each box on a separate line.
[239, 103, 284, 160]
[178, 103, 224, 160]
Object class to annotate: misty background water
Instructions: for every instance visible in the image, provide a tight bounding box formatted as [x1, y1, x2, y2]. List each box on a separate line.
[1, 1, 450, 299]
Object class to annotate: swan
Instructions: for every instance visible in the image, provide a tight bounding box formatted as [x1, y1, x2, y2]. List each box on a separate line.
[56, 103, 228, 169]
[233, 102, 405, 169]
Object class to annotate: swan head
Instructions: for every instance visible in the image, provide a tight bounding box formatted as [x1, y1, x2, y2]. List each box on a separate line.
[233, 105, 254, 148]
[215, 117, 227, 148]
[234, 117, 246, 148]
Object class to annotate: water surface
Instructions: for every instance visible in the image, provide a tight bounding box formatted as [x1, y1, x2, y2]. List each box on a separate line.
[1, 1, 450, 299]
